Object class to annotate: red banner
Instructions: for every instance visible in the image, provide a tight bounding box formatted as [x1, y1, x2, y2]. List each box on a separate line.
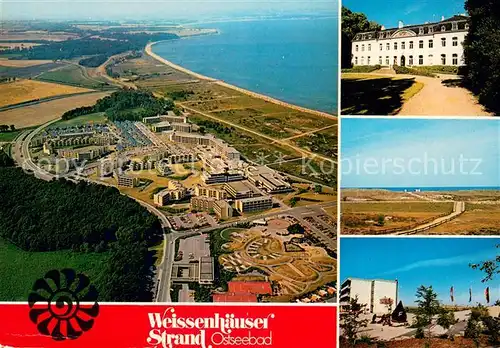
[0, 304, 337, 347]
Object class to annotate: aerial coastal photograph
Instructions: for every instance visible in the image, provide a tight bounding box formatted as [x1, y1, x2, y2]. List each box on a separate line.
[0, 1, 338, 303]
[341, 118, 500, 235]
[341, 0, 499, 116]
[340, 238, 500, 347]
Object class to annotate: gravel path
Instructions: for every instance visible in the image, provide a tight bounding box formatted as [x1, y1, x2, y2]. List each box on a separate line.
[397, 74, 492, 116]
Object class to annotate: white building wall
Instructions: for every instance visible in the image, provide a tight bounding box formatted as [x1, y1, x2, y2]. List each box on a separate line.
[372, 280, 398, 315]
[348, 279, 373, 312]
[352, 28, 467, 67]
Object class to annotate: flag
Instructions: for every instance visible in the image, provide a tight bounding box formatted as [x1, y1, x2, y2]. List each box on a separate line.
[485, 287, 490, 303]
[450, 286, 454, 303]
[469, 287, 472, 303]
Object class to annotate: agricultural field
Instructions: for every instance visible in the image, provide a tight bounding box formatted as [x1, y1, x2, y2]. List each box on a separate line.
[0, 61, 64, 79]
[48, 112, 107, 128]
[37, 64, 114, 90]
[341, 201, 455, 235]
[0, 91, 111, 128]
[0, 31, 80, 41]
[0, 79, 91, 108]
[0, 59, 51, 67]
[0, 237, 107, 301]
[428, 203, 500, 235]
[0, 43, 43, 50]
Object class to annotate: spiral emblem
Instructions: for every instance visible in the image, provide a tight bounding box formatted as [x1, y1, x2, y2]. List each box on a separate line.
[28, 269, 99, 340]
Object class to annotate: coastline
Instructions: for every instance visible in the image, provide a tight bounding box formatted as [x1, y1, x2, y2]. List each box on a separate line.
[145, 41, 337, 118]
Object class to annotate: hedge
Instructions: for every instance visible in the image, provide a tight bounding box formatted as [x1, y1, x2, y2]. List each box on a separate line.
[341, 65, 381, 73]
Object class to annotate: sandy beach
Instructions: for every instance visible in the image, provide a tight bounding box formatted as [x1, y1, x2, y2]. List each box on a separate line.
[145, 41, 337, 118]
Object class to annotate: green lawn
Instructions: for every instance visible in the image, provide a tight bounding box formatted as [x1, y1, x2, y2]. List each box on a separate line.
[0, 130, 22, 142]
[0, 238, 108, 301]
[36, 64, 113, 90]
[49, 112, 107, 128]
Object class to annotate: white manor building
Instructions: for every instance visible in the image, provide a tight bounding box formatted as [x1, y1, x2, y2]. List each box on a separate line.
[352, 15, 469, 67]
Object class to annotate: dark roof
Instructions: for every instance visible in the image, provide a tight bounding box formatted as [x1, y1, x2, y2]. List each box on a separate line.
[353, 15, 469, 42]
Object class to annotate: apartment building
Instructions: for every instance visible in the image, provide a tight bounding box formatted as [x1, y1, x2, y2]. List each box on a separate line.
[234, 196, 273, 213]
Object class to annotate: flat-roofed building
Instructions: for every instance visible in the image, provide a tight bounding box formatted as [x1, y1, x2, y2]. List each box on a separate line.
[224, 181, 258, 199]
[116, 172, 138, 188]
[214, 200, 233, 220]
[170, 132, 212, 146]
[199, 256, 214, 284]
[171, 122, 192, 133]
[194, 184, 227, 200]
[340, 278, 398, 315]
[212, 293, 257, 303]
[153, 180, 187, 206]
[151, 121, 172, 133]
[247, 166, 293, 193]
[190, 196, 216, 211]
[235, 196, 273, 213]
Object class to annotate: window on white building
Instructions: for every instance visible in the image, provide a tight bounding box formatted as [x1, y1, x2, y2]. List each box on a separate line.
[368, 44, 371, 51]
[452, 22, 458, 30]
[441, 54, 446, 65]
[367, 56, 371, 65]
[355, 45, 359, 52]
[429, 26, 433, 33]
[409, 55, 413, 65]
[380, 43, 383, 51]
[429, 39, 433, 48]
[385, 56, 389, 65]
[386, 43, 390, 50]
[419, 27, 424, 35]
[362, 44, 365, 51]
[429, 54, 433, 65]
[419, 40, 424, 49]
[441, 25, 446, 32]
[394, 42, 398, 50]
[355, 57, 358, 65]
[452, 54, 458, 65]
[379, 56, 382, 64]
[452, 37, 458, 46]
[409, 41, 414, 49]
[419, 55, 424, 65]
[361, 57, 364, 65]
[441, 38, 446, 47]
[402, 42, 405, 49]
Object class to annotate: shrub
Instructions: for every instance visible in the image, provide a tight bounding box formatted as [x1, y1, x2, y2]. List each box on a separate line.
[394, 65, 436, 77]
[342, 65, 381, 73]
[414, 65, 460, 75]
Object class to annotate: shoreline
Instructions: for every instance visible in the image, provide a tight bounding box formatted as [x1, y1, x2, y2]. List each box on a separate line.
[145, 41, 337, 118]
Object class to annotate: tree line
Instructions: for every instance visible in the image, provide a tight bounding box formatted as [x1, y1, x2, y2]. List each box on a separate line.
[0, 125, 16, 132]
[61, 89, 175, 122]
[0, 163, 164, 301]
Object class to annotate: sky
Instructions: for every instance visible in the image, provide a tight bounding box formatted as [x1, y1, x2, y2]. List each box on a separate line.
[0, 0, 337, 21]
[341, 118, 500, 189]
[343, 0, 466, 29]
[340, 237, 500, 306]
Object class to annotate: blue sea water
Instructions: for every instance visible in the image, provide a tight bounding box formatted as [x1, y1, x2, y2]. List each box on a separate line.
[152, 17, 338, 114]
[353, 187, 500, 192]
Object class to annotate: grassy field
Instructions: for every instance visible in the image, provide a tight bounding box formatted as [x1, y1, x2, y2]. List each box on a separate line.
[0, 130, 23, 142]
[341, 73, 424, 115]
[0, 91, 111, 128]
[291, 126, 337, 159]
[49, 112, 107, 128]
[0, 79, 91, 108]
[342, 201, 454, 234]
[220, 227, 246, 241]
[0, 237, 108, 301]
[37, 64, 113, 90]
[429, 203, 500, 235]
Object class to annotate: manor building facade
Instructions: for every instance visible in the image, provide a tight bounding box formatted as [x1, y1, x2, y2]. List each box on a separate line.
[351, 15, 469, 67]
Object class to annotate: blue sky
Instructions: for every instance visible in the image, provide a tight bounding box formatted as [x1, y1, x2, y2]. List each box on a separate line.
[341, 238, 500, 306]
[343, 0, 466, 28]
[341, 118, 500, 189]
[1, 0, 337, 21]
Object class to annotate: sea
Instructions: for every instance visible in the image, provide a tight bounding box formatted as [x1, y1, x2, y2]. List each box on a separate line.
[152, 17, 338, 114]
[353, 187, 500, 192]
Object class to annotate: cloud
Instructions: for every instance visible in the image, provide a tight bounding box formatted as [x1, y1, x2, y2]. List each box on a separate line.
[404, 3, 424, 15]
[379, 249, 497, 276]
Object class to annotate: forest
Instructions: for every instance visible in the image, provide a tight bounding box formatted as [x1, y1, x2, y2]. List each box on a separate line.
[0, 32, 178, 63]
[61, 89, 175, 122]
[0, 164, 163, 301]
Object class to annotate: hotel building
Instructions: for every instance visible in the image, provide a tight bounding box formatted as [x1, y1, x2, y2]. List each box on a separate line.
[234, 196, 273, 213]
[352, 15, 469, 67]
[340, 278, 398, 315]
